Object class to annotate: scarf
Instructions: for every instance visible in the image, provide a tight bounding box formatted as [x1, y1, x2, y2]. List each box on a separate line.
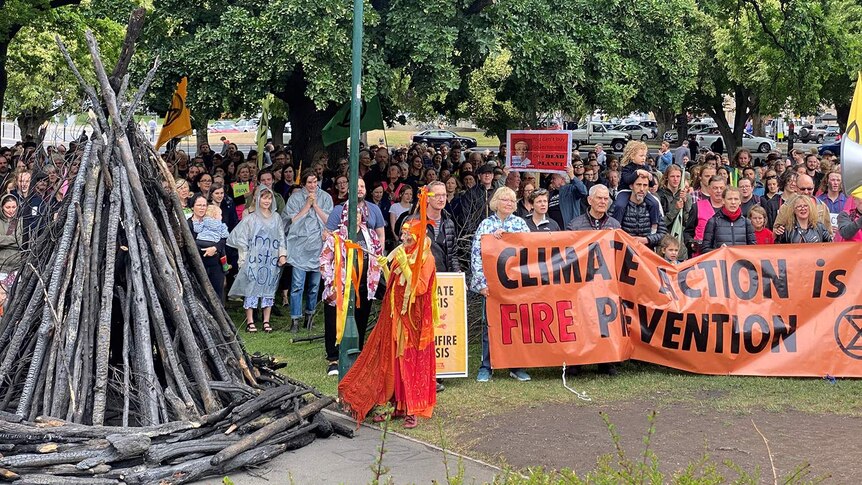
[320, 201, 383, 309]
[722, 207, 742, 221]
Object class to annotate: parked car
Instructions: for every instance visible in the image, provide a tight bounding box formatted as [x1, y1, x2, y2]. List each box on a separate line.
[411, 130, 477, 148]
[823, 125, 841, 142]
[613, 123, 654, 141]
[235, 118, 259, 132]
[638, 120, 658, 138]
[208, 120, 240, 133]
[571, 122, 631, 152]
[663, 122, 716, 143]
[696, 129, 776, 153]
[796, 124, 827, 143]
[818, 140, 841, 156]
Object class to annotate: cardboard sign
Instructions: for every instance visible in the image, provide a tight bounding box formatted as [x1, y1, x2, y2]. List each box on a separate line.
[232, 181, 251, 198]
[435, 272, 468, 378]
[506, 130, 572, 173]
[481, 230, 862, 377]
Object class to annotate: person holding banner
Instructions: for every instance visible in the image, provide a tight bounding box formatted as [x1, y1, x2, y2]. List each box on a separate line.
[471, 187, 532, 382]
[685, 175, 726, 256]
[567, 185, 621, 231]
[701, 187, 756, 252]
[775, 194, 832, 244]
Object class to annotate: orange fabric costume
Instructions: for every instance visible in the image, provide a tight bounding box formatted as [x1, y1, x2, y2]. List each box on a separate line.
[338, 239, 438, 422]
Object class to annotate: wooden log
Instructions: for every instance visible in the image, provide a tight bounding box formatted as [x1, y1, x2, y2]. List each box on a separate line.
[139, 236, 197, 417]
[208, 381, 256, 398]
[210, 396, 333, 466]
[91, 164, 122, 426]
[228, 384, 298, 423]
[116, 284, 131, 427]
[85, 31, 221, 415]
[108, 8, 146, 95]
[12, 474, 119, 485]
[37, 464, 111, 476]
[0, 418, 199, 439]
[117, 165, 160, 425]
[0, 467, 18, 480]
[0, 449, 105, 469]
[15, 140, 95, 417]
[144, 435, 239, 464]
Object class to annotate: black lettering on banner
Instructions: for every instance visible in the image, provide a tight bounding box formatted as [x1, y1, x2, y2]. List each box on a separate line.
[712, 314, 729, 352]
[681, 313, 708, 352]
[638, 305, 664, 344]
[771, 315, 797, 352]
[731, 315, 741, 354]
[812, 259, 825, 298]
[761, 259, 788, 298]
[826, 270, 847, 298]
[520, 248, 538, 287]
[595, 297, 617, 338]
[678, 266, 701, 298]
[537, 248, 550, 286]
[658, 268, 678, 301]
[586, 242, 612, 281]
[620, 299, 635, 336]
[661, 309, 682, 349]
[497, 248, 518, 289]
[698, 260, 719, 297]
[611, 240, 638, 285]
[551, 247, 581, 284]
[730, 259, 759, 300]
[743, 315, 771, 353]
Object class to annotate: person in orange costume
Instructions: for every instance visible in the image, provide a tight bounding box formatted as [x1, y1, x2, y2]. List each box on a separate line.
[339, 216, 438, 429]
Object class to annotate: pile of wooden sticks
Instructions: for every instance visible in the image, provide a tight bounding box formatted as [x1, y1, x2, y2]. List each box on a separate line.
[0, 11, 348, 484]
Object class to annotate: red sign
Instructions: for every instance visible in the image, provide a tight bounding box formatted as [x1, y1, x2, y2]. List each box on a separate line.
[506, 130, 572, 173]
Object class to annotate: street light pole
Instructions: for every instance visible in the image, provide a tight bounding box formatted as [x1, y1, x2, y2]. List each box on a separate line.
[338, 0, 365, 380]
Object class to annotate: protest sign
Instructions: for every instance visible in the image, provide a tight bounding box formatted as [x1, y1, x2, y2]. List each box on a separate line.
[435, 272, 468, 378]
[481, 230, 862, 377]
[231, 181, 251, 198]
[506, 130, 572, 173]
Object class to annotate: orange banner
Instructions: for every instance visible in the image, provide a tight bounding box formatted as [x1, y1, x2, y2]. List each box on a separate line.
[481, 230, 862, 377]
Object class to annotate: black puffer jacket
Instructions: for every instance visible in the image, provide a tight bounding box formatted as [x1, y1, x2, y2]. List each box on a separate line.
[701, 211, 756, 252]
[428, 210, 461, 273]
[618, 201, 667, 248]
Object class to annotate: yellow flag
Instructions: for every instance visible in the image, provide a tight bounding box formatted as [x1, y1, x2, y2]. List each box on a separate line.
[844, 72, 862, 197]
[155, 77, 193, 149]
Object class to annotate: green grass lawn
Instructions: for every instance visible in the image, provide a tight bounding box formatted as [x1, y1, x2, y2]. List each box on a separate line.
[366, 129, 502, 148]
[230, 302, 862, 457]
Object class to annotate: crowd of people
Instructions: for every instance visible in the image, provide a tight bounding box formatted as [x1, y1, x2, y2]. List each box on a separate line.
[1, 130, 860, 427]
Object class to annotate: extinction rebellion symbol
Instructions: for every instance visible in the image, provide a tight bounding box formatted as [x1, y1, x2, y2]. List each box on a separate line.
[835, 305, 862, 360]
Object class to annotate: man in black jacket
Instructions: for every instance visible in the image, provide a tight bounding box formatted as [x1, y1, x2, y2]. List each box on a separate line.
[617, 174, 667, 249]
[456, 163, 500, 235]
[422, 181, 461, 273]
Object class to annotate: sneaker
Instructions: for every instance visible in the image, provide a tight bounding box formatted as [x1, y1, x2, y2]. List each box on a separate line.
[509, 369, 531, 382]
[476, 368, 491, 382]
[435, 380, 445, 392]
[327, 362, 338, 376]
[598, 363, 618, 377]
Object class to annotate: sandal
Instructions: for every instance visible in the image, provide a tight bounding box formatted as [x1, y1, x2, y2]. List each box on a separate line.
[403, 415, 418, 429]
[372, 413, 390, 423]
[262, 322, 273, 333]
[246, 322, 258, 333]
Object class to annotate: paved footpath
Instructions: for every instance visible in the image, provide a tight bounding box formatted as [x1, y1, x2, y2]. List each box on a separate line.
[197, 410, 500, 485]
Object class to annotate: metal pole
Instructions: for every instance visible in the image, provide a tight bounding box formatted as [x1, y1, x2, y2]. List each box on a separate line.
[339, 0, 365, 380]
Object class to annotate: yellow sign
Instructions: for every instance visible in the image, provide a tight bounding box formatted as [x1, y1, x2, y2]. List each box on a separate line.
[435, 272, 468, 378]
[155, 77, 193, 149]
[231, 181, 251, 199]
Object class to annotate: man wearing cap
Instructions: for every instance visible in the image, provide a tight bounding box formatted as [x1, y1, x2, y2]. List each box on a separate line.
[457, 163, 502, 235]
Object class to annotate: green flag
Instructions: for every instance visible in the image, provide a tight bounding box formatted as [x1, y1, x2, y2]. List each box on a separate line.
[256, 96, 272, 168]
[322, 95, 384, 147]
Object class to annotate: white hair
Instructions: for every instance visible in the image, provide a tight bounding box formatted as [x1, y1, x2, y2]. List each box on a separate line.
[589, 184, 609, 197]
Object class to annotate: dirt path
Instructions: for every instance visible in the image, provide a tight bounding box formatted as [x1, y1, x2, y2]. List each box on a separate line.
[466, 399, 861, 482]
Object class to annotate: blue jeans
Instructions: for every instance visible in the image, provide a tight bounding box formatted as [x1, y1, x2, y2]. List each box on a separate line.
[290, 268, 321, 318]
[480, 295, 492, 371]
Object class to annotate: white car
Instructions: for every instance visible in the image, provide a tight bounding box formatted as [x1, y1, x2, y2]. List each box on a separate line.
[696, 130, 776, 153]
[663, 122, 716, 143]
[614, 123, 655, 141]
[235, 119, 259, 132]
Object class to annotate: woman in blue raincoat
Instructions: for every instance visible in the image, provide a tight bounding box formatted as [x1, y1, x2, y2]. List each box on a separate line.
[227, 186, 287, 333]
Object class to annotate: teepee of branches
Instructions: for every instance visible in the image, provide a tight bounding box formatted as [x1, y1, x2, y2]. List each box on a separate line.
[0, 11, 347, 484]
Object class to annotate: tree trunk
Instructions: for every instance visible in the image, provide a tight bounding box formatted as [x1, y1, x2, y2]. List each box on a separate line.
[675, 113, 689, 147]
[276, 69, 341, 168]
[836, 103, 851, 133]
[17, 108, 58, 142]
[654, 108, 676, 140]
[268, 116, 286, 149]
[194, 118, 208, 152]
[0, 34, 17, 120]
[752, 112, 766, 137]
